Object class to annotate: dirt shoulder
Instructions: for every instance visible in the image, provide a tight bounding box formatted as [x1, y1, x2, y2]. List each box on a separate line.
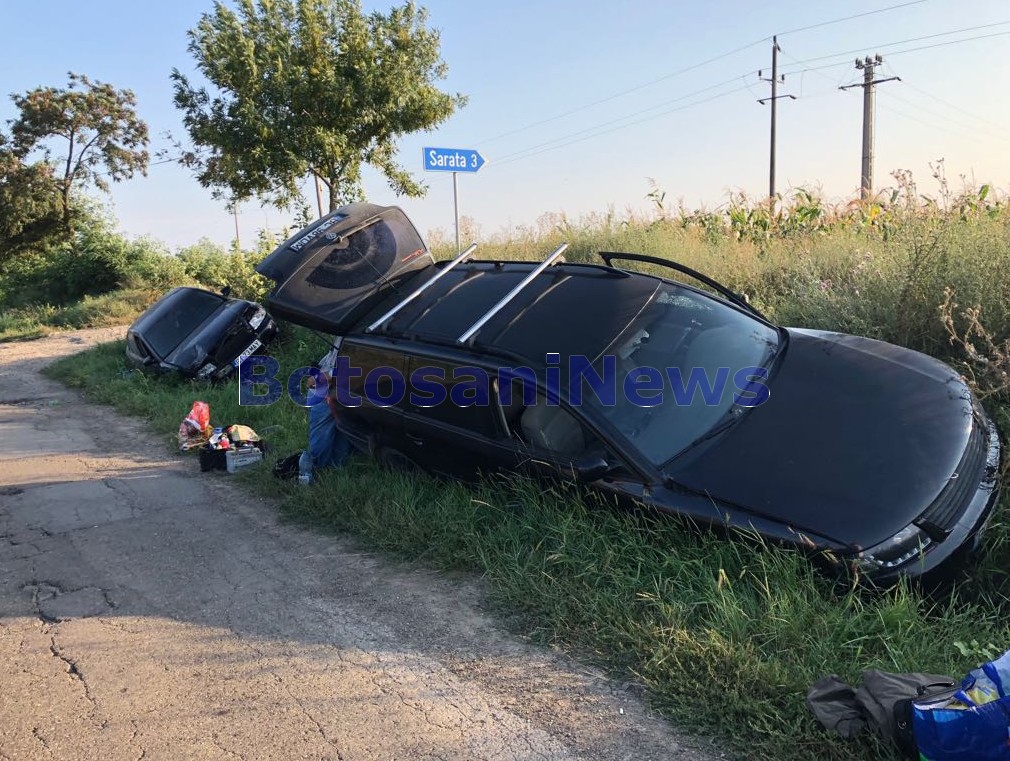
[0, 328, 722, 760]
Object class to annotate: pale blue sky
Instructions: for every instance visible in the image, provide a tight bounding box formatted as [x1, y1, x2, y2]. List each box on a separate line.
[2, 0, 1008, 249]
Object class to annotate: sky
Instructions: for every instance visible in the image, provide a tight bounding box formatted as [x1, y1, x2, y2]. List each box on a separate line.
[2, 0, 1009, 251]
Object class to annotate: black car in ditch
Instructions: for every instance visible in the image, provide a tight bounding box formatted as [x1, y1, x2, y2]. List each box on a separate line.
[255, 203, 1002, 584]
[126, 286, 278, 380]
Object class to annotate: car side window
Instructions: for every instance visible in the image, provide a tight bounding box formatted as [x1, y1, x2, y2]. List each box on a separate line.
[506, 388, 602, 462]
[340, 343, 407, 408]
[405, 358, 501, 438]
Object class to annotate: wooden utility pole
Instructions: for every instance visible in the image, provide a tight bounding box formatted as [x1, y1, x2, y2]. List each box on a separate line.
[758, 36, 796, 201]
[840, 55, 900, 199]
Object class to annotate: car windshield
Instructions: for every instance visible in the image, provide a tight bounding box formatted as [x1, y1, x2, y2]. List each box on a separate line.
[582, 283, 779, 466]
[144, 290, 224, 359]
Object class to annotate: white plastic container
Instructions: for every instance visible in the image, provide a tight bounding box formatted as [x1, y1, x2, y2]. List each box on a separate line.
[225, 448, 264, 473]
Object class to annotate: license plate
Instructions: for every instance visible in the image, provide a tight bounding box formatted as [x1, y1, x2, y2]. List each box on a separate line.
[232, 339, 262, 367]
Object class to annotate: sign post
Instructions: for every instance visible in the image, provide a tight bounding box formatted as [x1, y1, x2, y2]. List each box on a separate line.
[452, 171, 460, 253]
[423, 147, 485, 252]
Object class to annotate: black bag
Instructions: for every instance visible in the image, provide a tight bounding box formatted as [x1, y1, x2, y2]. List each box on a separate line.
[808, 670, 956, 759]
[272, 451, 303, 480]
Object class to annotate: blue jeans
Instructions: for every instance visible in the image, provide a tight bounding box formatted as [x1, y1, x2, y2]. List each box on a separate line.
[300, 400, 352, 481]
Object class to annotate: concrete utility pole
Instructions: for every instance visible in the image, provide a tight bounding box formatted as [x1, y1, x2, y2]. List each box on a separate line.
[840, 55, 900, 199]
[758, 36, 796, 201]
[313, 175, 325, 218]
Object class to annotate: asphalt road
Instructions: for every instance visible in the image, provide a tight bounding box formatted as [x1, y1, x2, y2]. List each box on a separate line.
[0, 329, 722, 761]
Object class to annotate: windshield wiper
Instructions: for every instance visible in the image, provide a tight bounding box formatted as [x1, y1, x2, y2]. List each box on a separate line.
[667, 406, 747, 463]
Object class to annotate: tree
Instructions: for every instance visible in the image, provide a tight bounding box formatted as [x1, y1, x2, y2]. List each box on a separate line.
[171, 0, 466, 212]
[0, 138, 62, 262]
[8, 72, 149, 229]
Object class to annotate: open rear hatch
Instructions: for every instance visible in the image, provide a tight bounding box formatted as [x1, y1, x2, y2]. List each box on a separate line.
[256, 203, 434, 333]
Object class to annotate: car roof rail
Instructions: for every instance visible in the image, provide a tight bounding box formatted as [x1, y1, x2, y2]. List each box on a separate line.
[456, 242, 568, 345]
[366, 243, 478, 333]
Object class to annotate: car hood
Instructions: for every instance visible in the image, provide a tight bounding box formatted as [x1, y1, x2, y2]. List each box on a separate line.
[665, 329, 975, 548]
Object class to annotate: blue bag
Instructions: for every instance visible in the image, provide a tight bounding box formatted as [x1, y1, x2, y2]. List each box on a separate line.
[914, 649, 1010, 760]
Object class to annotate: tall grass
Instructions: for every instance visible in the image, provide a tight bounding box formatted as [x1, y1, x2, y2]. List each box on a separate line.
[0, 287, 164, 342]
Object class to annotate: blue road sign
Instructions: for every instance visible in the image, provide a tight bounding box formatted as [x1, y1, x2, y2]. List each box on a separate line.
[423, 147, 485, 173]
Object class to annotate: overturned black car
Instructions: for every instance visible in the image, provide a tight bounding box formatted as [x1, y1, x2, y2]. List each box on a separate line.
[126, 286, 278, 380]
[254, 203, 1002, 584]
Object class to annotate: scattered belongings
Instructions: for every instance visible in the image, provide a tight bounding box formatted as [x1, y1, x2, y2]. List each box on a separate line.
[177, 401, 265, 473]
[178, 401, 211, 450]
[913, 648, 1010, 761]
[199, 424, 265, 473]
[807, 669, 955, 758]
[809, 646, 1010, 759]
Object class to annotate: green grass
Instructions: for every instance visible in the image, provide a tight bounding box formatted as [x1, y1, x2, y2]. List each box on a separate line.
[0, 287, 160, 342]
[45, 327, 1010, 761]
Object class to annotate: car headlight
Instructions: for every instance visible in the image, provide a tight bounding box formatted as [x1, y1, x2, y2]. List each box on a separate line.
[854, 523, 932, 571]
[197, 362, 217, 378]
[248, 307, 267, 330]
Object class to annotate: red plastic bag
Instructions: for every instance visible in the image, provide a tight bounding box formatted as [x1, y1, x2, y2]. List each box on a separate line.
[178, 401, 211, 450]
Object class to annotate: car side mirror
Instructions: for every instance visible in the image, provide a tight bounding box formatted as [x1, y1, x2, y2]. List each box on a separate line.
[220, 285, 232, 298]
[572, 454, 611, 482]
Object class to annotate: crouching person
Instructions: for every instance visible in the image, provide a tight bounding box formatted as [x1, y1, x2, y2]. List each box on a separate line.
[297, 341, 353, 484]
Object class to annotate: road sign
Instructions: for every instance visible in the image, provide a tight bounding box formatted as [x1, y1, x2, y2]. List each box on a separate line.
[423, 147, 485, 173]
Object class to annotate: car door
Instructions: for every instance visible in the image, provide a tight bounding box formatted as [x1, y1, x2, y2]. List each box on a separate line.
[336, 341, 408, 453]
[497, 385, 659, 508]
[399, 357, 518, 479]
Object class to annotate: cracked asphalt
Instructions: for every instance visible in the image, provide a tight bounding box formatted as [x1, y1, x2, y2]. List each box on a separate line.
[0, 328, 723, 761]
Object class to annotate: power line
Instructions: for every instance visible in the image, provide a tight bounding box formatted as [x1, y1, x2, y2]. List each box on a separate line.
[93, 154, 179, 178]
[493, 75, 747, 164]
[779, 43, 1008, 172]
[781, 44, 1005, 148]
[493, 85, 751, 169]
[882, 90, 1010, 144]
[492, 77, 747, 164]
[777, 21, 1010, 75]
[477, 39, 766, 145]
[776, 0, 930, 37]
[476, 4, 934, 147]
[489, 18, 1006, 173]
[886, 29, 1010, 58]
[876, 102, 994, 145]
[895, 74, 1010, 135]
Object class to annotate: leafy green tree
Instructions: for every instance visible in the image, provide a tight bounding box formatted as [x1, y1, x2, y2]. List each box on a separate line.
[7, 72, 149, 229]
[0, 138, 62, 262]
[171, 0, 465, 212]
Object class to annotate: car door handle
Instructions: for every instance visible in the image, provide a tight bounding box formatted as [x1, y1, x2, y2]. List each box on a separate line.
[406, 433, 424, 447]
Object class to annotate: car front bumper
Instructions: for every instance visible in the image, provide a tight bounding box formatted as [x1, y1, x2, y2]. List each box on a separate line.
[868, 416, 1002, 586]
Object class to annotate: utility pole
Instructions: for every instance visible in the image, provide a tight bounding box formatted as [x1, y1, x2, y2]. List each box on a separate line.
[840, 55, 899, 199]
[313, 175, 325, 218]
[758, 36, 796, 202]
[232, 204, 241, 251]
